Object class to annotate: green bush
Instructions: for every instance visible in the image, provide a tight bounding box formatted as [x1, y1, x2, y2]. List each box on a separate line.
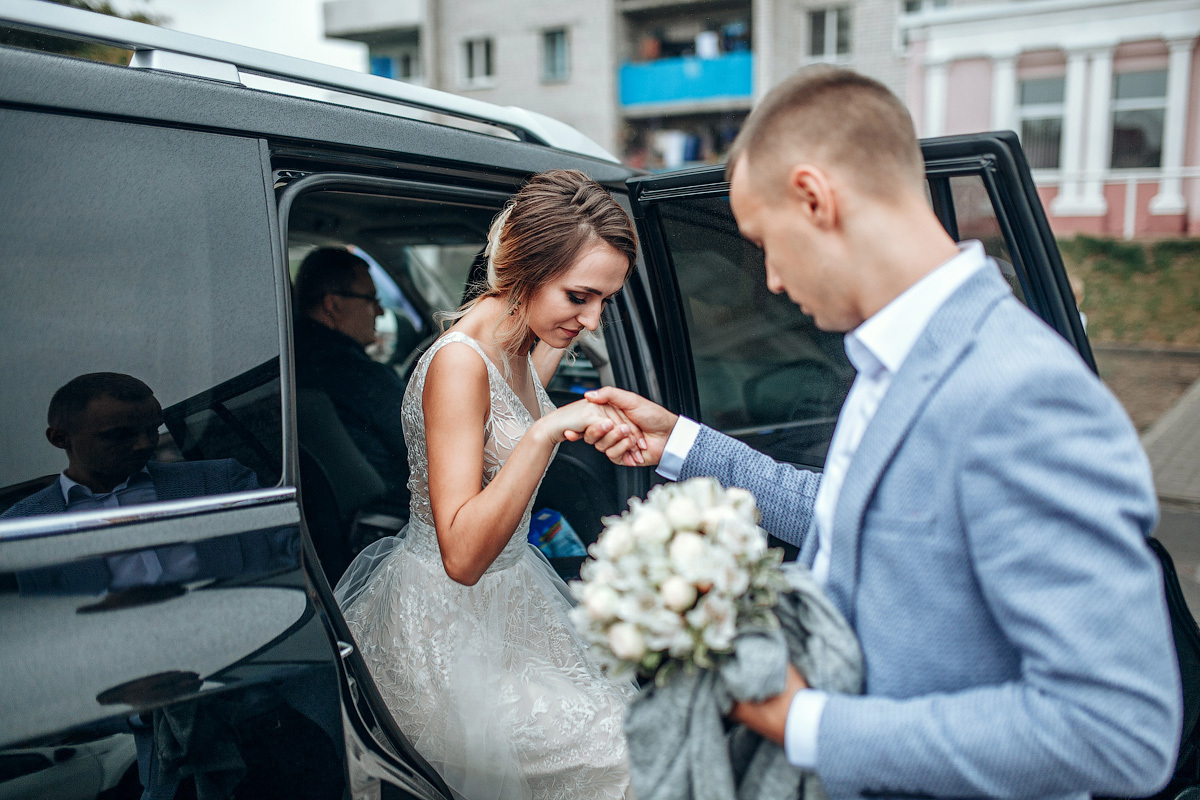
[1061, 234, 1148, 276]
[1151, 239, 1200, 272]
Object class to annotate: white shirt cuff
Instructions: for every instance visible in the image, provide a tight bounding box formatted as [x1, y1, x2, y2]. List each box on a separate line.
[784, 689, 828, 770]
[655, 416, 701, 481]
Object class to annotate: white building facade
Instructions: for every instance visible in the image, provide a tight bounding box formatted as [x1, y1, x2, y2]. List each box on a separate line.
[904, 0, 1200, 237]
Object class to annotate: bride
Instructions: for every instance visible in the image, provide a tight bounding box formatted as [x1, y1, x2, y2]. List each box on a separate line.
[335, 170, 645, 800]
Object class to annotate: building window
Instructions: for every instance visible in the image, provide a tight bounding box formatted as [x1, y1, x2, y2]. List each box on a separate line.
[463, 37, 494, 86]
[543, 28, 569, 82]
[1110, 69, 1167, 169]
[1017, 76, 1065, 170]
[808, 6, 851, 62]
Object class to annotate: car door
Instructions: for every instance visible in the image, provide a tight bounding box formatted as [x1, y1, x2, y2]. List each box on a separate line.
[626, 131, 1089, 478]
[0, 109, 352, 799]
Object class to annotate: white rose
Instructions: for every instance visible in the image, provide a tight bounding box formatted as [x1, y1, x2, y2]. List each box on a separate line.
[661, 575, 698, 612]
[599, 522, 635, 559]
[665, 497, 702, 531]
[726, 487, 759, 522]
[631, 508, 672, 544]
[608, 622, 647, 661]
[669, 531, 707, 567]
[584, 585, 620, 622]
[701, 506, 737, 536]
[683, 477, 723, 508]
[642, 609, 685, 650]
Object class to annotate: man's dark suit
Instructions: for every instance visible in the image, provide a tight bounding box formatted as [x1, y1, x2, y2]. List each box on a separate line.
[0, 458, 259, 519]
[293, 315, 411, 513]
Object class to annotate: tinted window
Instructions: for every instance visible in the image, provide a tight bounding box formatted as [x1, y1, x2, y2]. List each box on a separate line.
[657, 195, 855, 468]
[0, 110, 281, 520]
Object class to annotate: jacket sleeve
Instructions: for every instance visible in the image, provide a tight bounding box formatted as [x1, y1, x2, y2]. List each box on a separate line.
[678, 425, 821, 552]
[814, 364, 1181, 799]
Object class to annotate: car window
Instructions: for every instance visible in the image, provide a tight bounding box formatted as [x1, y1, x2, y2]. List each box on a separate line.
[0, 109, 282, 523]
[656, 194, 856, 469]
[946, 174, 1027, 304]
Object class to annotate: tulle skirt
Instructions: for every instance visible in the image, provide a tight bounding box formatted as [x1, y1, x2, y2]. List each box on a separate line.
[337, 525, 633, 800]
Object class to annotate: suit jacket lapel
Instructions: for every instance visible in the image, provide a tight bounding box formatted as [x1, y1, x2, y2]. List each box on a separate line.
[824, 266, 1011, 622]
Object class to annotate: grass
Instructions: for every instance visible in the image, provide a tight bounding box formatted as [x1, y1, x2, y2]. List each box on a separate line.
[1060, 236, 1200, 347]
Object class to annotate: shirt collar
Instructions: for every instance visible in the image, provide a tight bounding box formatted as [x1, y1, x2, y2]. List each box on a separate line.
[846, 240, 988, 379]
[59, 465, 153, 504]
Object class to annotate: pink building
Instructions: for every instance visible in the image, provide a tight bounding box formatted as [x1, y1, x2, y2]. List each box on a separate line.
[903, 0, 1200, 238]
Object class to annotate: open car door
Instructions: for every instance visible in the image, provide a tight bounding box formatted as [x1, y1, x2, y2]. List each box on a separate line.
[626, 130, 1089, 473]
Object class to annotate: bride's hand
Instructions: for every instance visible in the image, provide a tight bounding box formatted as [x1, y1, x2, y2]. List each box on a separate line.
[536, 399, 646, 466]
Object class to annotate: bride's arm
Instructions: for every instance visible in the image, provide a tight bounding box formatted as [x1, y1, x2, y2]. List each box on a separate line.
[423, 343, 623, 586]
[531, 342, 567, 387]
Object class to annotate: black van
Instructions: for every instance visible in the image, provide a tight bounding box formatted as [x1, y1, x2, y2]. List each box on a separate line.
[0, 2, 1092, 799]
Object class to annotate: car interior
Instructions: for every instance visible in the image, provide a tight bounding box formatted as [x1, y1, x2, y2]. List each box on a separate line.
[284, 188, 627, 586]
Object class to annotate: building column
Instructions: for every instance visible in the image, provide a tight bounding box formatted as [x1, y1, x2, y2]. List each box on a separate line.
[924, 58, 948, 137]
[1079, 46, 1113, 213]
[1150, 37, 1195, 215]
[991, 53, 1017, 134]
[752, 0, 773, 102]
[1052, 48, 1096, 215]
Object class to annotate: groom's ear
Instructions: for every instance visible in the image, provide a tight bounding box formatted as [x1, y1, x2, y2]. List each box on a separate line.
[785, 164, 838, 232]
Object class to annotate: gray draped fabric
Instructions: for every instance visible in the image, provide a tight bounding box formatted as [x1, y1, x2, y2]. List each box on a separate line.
[625, 562, 862, 800]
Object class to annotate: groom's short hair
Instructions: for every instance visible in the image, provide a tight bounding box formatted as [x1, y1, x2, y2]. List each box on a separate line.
[726, 66, 924, 203]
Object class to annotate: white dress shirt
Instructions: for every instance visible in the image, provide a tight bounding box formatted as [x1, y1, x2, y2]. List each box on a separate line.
[658, 241, 989, 769]
[60, 467, 197, 588]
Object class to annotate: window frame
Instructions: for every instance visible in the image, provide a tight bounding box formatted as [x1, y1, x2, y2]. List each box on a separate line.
[542, 27, 569, 83]
[461, 35, 496, 89]
[1109, 68, 1168, 170]
[1016, 75, 1066, 172]
[806, 5, 852, 65]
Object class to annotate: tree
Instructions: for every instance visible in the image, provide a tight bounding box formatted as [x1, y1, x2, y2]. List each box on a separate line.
[0, 0, 166, 66]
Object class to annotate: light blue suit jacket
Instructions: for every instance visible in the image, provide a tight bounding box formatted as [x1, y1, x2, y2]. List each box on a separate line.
[680, 265, 1181, 799]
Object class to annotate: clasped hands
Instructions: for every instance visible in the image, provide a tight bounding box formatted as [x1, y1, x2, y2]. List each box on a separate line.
[564, 386, 810, 746]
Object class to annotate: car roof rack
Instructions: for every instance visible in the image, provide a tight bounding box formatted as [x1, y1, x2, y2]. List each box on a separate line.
[0, 0, 617, 163]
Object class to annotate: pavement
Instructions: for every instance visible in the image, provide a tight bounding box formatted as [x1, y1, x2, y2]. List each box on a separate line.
[1142, 375, 1200, 617]
[1143, 375, 1200, 507]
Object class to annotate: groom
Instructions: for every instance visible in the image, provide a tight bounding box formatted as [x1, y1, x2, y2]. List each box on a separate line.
[583, 67, 1181, 798]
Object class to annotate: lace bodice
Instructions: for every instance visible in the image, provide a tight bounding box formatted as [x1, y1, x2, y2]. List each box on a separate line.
[401, 331, 557, 571]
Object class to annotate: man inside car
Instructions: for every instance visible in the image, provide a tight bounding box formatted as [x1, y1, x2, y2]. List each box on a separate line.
[292, 248, 411, 520]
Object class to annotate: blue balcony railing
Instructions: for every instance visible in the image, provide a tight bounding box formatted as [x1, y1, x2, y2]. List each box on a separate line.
[620, 51, 753, 108]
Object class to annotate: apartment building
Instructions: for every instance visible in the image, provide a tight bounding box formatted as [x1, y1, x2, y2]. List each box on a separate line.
[323, 0, 1198, 237]
[323, 0, 910, 169]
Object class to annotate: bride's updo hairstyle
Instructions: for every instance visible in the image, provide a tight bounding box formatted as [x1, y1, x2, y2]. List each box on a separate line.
[467, 169, 637, 357]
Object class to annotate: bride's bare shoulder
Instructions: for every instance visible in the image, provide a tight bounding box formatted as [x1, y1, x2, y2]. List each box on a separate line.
[422, 340, 490, 424]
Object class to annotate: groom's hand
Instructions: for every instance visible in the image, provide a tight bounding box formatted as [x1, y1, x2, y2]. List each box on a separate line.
[577, 387, 677, 467]
[728, 663, 808, 747]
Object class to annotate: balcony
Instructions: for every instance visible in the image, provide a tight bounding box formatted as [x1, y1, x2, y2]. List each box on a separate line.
[620, 51, 753, 113]
[324, 0, 423, 39]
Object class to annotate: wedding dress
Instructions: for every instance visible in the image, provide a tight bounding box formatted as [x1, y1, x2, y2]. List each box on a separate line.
[335, 331, 633, 800]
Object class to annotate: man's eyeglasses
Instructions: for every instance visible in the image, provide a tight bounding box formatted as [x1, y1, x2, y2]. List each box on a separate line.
[331, 291, 381, 303]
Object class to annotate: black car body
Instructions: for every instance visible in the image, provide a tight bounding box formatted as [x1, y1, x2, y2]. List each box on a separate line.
[0, 2, 1092, 798]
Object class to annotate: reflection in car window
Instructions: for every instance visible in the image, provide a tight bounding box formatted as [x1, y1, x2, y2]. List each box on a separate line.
[657, 195, 855, 468]
[0, 110, 282, 521]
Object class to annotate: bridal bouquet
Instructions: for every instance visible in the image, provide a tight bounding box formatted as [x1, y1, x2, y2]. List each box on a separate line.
[569, 477, 789, 685]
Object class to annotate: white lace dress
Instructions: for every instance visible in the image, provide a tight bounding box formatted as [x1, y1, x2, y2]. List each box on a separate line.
[336, 332, 633, 800]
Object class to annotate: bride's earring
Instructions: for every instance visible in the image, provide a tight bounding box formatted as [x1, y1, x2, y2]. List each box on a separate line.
[509, 301, 520, 316]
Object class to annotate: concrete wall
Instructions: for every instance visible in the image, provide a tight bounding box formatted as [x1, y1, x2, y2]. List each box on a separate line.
[433, 0, 620, 155]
